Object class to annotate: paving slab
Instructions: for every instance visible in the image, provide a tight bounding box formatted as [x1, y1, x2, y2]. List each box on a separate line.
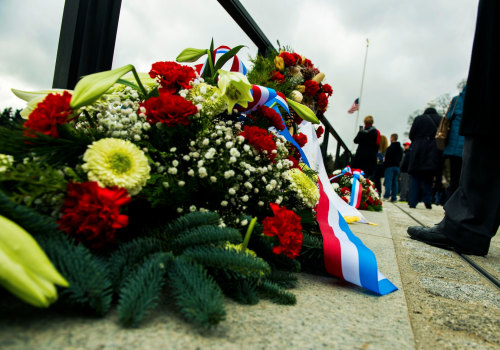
[384, 203, 500, 350]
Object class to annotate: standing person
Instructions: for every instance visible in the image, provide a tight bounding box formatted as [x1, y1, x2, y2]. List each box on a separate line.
[399, 142, 411, 202]
[443, 84, 466, 198]
[407, 107, 442, 209]
[352, 115, 380, 178]
[372, 134, 388, 196]
[408, 0, 499, 256]
[383, 134, 403, 202]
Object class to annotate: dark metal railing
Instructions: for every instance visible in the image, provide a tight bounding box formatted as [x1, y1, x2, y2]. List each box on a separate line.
[318, 113, 352, 169]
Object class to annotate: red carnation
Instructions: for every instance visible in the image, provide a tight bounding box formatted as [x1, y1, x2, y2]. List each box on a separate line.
[140, 93, 198, 127]
[149, 61, 196, 94]
[262, 203, 303, 259]
[341, 196, 349, 203]
[256, 105, 285, 131]
[291, 53, 302, 64]
[304, 58, 314, 68]
[340, 186, 351, 195]
[279, 52, 297, 67]
[316, 126, 325, 138]
[293, 133, 308, 148]
[270, 70, 285, 83]
[287, 155, 300, 169]
[317, 92, 328, 112]
[322, 83, 333, 96]
[359, 202, 368, 210]
[304, 80, 320, 96]
[58, 181, 131, 249]
[239, 125, 277, 161]
[24, 91, 73, 138]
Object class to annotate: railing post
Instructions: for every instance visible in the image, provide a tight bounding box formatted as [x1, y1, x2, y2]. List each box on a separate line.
[334, 142, 341, 169]
[53, 0, 122, 89]
[321, 129, 329, 160]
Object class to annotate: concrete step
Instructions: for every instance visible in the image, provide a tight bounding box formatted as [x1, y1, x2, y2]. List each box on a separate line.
[0, 204, 498, 349]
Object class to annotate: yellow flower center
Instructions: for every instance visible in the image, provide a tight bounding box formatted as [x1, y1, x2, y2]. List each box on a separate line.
[109, 152, 131, 174]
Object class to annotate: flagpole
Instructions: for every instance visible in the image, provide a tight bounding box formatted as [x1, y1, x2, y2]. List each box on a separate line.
[352, 39, 370, 150]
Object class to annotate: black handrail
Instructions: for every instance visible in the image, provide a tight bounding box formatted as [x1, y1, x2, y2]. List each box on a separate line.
[317, 113, 352, 169]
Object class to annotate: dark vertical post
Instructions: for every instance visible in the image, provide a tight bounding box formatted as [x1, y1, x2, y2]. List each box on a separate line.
[217, 0, 275, 56]
[321, 129, 329, 160]
[53, 0, 122, 90]
[334, 142, 341, 169]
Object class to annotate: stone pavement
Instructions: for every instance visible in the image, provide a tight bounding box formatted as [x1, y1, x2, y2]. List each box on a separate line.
[0, 203, 498, 350]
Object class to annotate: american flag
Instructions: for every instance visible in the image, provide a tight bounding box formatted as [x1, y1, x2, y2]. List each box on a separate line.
[348, 98, 359, 114]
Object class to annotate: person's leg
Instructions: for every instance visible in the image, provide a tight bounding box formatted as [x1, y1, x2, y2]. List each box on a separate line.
[408, 175, 420, 208]
[399, 173, 409, 201]
[448, 155, 462, 196]
[383, 168, 392, 199]
[442, 136, 500, 253]
[421, 174, 433, 209]
[391, 167, 400, 201]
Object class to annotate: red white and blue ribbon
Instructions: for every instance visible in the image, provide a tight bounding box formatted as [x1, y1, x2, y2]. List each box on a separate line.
[195, 45, 248, 76]
[299, 121, 397, 296]
[237, 85, 311, 168]
[329, 166, 364, 209]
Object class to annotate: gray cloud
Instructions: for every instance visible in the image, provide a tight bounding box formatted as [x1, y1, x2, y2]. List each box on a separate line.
[0, 0, 478, 155]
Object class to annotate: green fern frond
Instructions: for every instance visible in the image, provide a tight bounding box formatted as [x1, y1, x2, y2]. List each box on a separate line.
[168, 257, 226, 328]
[117, 252, 173, 327]
[267, 270, 298, 289]
[182, 246, 271, 278]
[257, 279, 296, 305]
[172, 225, 242, 253]
[107, 237, 165, 291]
[166, 211, 220, 236]
[213, 271, 259, 305]
[38, 232, 113, 315]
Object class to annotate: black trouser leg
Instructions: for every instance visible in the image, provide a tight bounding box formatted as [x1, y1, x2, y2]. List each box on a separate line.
[448, 155, 462, 196]
[443, 136, 500, 253]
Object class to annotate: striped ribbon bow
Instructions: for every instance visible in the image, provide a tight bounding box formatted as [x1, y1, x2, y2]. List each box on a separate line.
[329, 166, 364, 208]
[237, 85, 310, 168]
[195, 45, 248, 76]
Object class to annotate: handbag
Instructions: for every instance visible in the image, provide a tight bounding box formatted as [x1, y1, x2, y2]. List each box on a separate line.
[435, 97, 459, 151]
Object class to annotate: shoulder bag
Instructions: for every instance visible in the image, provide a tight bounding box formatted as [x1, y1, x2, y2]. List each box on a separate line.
[435, 97, 459, 151]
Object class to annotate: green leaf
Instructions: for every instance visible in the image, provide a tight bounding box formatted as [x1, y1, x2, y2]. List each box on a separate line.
[116, 78, 141, 92]
[213, 45, 246, 72]
[176, 48, 207, 62]
[286, 98, 320, 124]
[70, 64, 134, 109]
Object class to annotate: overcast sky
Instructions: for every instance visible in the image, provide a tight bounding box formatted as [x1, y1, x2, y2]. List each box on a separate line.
[0, 0, 479, 154]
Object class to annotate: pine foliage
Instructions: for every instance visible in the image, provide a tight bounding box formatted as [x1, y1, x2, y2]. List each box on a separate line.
[0, 190, 60, 236]
[38, 233, 113, 315]
[117, 252, 173, 327]
[257, 279, 297, 305]
[297, 231, 326, 274]
[214, 271, 259, 305]
[107, 237, 165, 291]
[171, 225, 242, 254]
[266, 269, 298, 289]
[166, 211, 221, 237]
[168, 257, 226, 328]
[182, 246, 271, 278]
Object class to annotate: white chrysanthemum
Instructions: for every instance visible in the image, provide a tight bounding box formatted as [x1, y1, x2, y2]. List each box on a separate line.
[82, 138, 150, 195]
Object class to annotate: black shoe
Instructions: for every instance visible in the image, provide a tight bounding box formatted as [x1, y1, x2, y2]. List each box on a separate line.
[407, 225, 488, 256]
[407, 225, 452, 249]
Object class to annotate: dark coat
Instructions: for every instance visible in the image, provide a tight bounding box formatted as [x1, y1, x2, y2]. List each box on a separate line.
[352, 125, 379, 176]
[408, 111, 442, 175]
[384, 142, 403, 168]
[460, 0, 499, 136]
[400, 149, 410, 173]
